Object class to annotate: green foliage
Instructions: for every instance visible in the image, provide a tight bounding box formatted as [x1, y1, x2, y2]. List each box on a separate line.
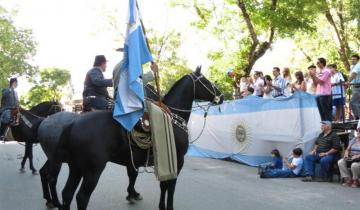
[146, 30, 192, 93]
[0, 6, 37, 88]
[171, 0, 320, 77]
[292, 0, 360, 73]
[20, 68, 71, 108]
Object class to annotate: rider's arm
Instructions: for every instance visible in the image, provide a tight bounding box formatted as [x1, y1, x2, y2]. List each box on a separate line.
[90, 70, 113, 87]
[143, 71, 155, 85]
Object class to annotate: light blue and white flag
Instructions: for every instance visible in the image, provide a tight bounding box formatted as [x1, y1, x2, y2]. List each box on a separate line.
[113, 0, 153, 131]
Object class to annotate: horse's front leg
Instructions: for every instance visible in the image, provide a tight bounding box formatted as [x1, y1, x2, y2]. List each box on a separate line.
[159, 181, 167, 210]
[27, 142, 38, 174]
[166, 179, 177, 210]
[20, 142, 35, 173]
[126, 166, 142, 204]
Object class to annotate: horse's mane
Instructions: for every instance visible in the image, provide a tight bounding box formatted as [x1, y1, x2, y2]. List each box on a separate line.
[29, 101, 61, 116]
[163, 75, 190, 101]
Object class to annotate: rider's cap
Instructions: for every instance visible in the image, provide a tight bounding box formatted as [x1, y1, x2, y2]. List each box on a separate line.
[93, 55, 107, 67]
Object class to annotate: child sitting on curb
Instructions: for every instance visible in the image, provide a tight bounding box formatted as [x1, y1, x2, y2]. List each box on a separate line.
[258, 149, 283, 174]
[260, 148, 303, 178]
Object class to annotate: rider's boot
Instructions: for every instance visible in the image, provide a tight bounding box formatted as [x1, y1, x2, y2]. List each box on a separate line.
[0, 123, 8, 142]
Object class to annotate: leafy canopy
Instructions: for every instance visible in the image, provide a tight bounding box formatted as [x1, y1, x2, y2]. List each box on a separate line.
[0, 6, 37, 88]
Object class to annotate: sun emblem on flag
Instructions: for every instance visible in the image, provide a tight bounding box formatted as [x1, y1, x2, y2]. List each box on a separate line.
[232, 120, 251, 152]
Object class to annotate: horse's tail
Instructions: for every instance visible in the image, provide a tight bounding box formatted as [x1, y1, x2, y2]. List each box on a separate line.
[54, 123, 74, 163]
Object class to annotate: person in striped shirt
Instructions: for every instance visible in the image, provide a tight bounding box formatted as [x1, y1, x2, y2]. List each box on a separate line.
[302, 121, 341, 182]
[271, 67, 287, 98]
[329, 64, 346, 121]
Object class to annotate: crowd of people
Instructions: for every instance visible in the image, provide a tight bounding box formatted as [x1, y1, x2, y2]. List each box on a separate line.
[232, 55, 360, 121]
[248, 55, 360, 187]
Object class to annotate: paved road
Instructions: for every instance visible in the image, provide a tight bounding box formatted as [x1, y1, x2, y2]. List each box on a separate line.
[1, 142, 360, 210]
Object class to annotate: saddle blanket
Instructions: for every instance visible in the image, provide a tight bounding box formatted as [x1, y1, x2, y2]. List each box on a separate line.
[147, 101, 178, 181]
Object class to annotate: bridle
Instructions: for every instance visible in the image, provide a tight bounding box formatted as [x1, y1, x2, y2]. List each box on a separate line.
[188, 72, 223, 105]
[165, 73, 223, 113]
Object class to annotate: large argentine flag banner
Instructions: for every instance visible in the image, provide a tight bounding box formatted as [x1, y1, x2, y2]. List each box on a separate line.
[187, 92, 322, 166]
[113, 0, 153, 131]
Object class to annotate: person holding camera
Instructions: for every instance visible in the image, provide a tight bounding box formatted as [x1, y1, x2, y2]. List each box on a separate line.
[309, 58, 332, 121]
[337, 127, 360, 188]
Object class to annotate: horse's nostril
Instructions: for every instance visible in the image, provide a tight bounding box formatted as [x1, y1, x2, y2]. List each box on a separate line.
[214, 96, 221, 104]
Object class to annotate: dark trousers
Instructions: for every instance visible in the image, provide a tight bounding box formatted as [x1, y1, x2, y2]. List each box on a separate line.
[316, 95, 332, 121]
[83, 97, 108, 112]
[304, 154, 335, 177]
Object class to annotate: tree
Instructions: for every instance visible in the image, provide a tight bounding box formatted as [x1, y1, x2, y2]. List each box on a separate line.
[171, 0, 320, 76]
[0, 6, 37, 88]
[290, 0, 360, 73]
[21, 68, 71, 108]
[146, 30, 192, 93]
[318, 0, 360, 72]
[100, 6, 192, 94]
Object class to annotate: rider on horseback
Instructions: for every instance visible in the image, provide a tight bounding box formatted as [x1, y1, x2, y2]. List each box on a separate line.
[112, 48, 158, 99]
[82, 55, 113, 112]
[0, 78, 20, 141]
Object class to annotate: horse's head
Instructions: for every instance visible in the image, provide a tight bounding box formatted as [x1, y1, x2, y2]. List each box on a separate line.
[29, 101, 62, 117]
[190, 66, 224, 105]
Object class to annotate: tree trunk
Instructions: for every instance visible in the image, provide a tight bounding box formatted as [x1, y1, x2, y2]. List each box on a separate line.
[324, 2, 351, 72]
[237, 0, 277, 76]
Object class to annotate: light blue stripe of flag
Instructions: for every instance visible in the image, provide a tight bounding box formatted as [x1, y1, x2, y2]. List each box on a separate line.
[113, 0, 153, 131]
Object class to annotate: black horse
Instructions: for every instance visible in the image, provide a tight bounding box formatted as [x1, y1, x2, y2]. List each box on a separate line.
[9, 101, 61, 174]
[42, 68, 223, 210]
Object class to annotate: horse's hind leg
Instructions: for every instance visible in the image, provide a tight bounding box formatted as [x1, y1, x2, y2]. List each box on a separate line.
[40, 160, 54, 208]
[48, 161, 62, 208]
[126, 166, 142, 204]
[62, 164, 82, 210]
[76, 166, 104, 210]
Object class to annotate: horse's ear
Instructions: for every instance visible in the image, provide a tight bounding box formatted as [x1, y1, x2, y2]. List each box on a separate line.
[195, 65, 202, 75]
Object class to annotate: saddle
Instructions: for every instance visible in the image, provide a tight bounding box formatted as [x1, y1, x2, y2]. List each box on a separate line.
[131, 100, 172, 149]
[134, 100, 171, 134]
[10, 108, 20, 126]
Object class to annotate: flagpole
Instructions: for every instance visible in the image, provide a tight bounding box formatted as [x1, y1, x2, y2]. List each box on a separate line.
[136, 1, 162, 106]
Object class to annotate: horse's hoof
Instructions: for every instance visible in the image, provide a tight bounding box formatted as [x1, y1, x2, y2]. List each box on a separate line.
[46, 201, 56, 209]
[19, 168, 25, 173]
[126, 196, 136, 204]
[135, 194, 143, 201]
[32, 170, 38, 175]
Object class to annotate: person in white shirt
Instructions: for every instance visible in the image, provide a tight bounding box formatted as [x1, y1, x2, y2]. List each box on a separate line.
[239, 77, 248, 93]
[252, 71, 264, 97]
[260, 148, 303, 178]
[348, 54, 360, 120]
[305, 66, 317, 95]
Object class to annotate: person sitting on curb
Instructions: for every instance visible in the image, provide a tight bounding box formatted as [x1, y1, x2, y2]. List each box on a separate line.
[258, 149, 283, 174]
[337, 127, 360, 188]
[302, 121, 341, 182]
[260, 148, 303, 178]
